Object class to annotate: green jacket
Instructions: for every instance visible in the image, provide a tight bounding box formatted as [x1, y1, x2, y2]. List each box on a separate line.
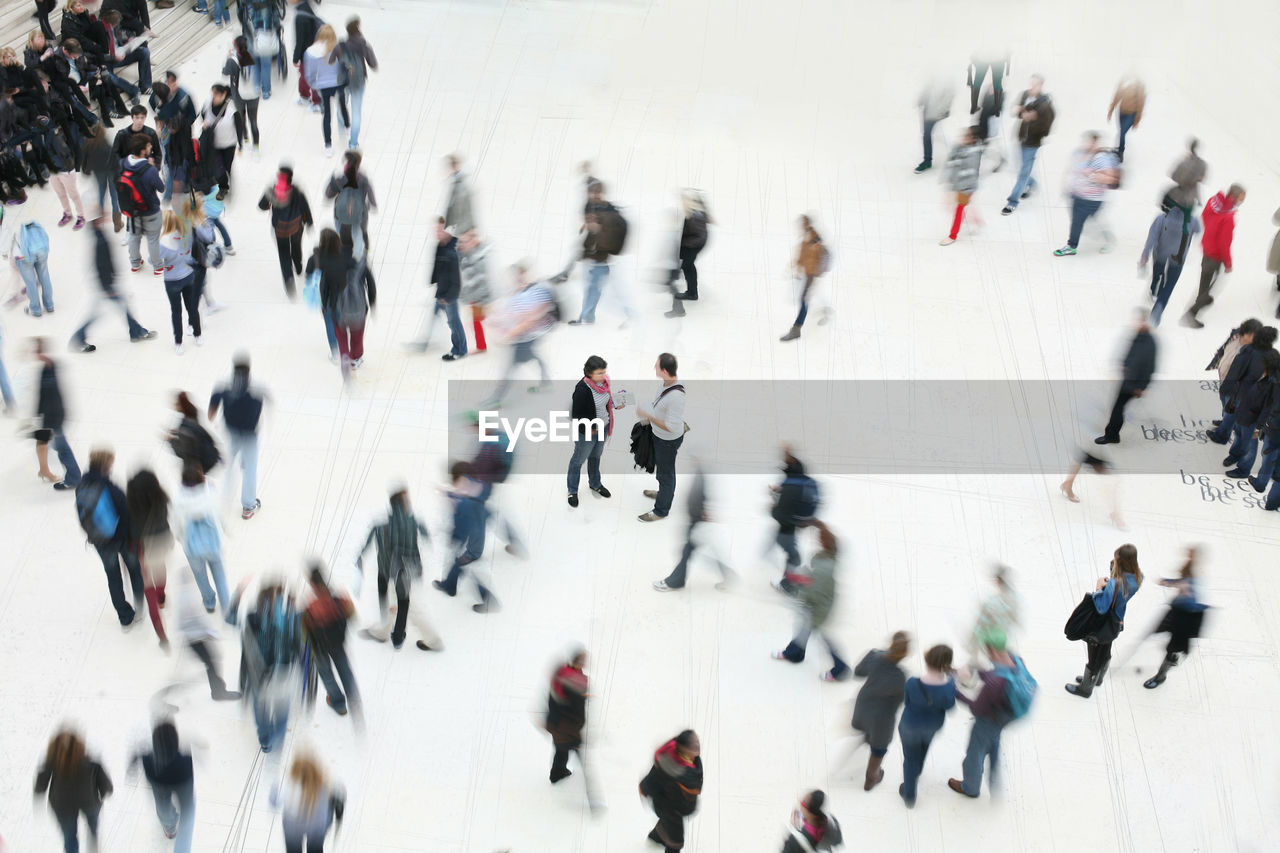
[802, 552, 838, 628]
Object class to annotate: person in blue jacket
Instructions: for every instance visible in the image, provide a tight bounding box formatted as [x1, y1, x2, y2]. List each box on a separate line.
[897, 644, 957, 808]
[1144, 546, 1209, 689]
[1065, 543, 1143, 698]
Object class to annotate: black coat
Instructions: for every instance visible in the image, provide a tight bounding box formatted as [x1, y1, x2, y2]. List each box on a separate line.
[772, 458, 809, 531]
[1222, 345, 1265, 401]
[680, 212, 708, 251]
[1121, 329, 1157, 392]
[113, 125, 162, 169]
[36, 361, 66, 431]
[292, 1, 324, 65]
[432, 236, 461, 301]
[1236, 375, 1277, 429]
[102, 0, 150, 33]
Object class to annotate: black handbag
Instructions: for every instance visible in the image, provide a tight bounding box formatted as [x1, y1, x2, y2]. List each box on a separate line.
[1084, 584, 1123, 644]
[1064, 593, 1105, 641]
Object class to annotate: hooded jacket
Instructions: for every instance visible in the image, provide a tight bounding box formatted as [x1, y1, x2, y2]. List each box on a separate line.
[640, 740, 703, 819]
[432, 236, 462, 301]
[772, 458, 815, 530]
[945, 141, 983, 195]
[1142, 205, 1201, 266]
[1200, 191, 1238, 266]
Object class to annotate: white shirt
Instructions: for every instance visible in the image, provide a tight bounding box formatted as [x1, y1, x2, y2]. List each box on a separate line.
[648, 383, 686, 440]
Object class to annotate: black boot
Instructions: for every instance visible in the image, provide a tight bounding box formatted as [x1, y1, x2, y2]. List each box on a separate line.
[1093, 659, 1110, 686]
[1143, 653, 1178, 689]
[1065, 667, 1095, 698]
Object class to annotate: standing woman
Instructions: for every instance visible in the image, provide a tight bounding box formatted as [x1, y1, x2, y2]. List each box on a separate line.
[779, 214, 827, 342]
[544, 649, 589, 786]
[224, 37, 261, 155]
[771, 520, 850, 681]
[666, 189, 710, 317]
[34, 729, 113, 853]
[897, 644, 956, 808]
[847, 631, 909, 791]
[130, 721, 195, 852]
[565, 355, 622, 507]
[324, 150, 376, 258]
[304, 228, 349, 362]
[781, 790, 843, 852]
[1143, 546, 1209, 689]
[271, 754, 345, 852]
[303, 26, 349, 157]
[258, 166, 313, 297]
[639, 730, 703, 853]
[1065, 543, 1143, 698]
[126, 468, 172, 649]
[197, 84, 238, 200]
[335, 17, 376, 150]
[158, 210, 204, 354]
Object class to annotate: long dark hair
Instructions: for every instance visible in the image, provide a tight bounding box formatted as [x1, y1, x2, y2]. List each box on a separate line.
[234, 35, 252, 68]
[126, 469, 169, 523]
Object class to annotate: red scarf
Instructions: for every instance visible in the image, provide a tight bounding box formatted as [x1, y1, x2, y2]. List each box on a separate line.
[583, 373, 613, 438]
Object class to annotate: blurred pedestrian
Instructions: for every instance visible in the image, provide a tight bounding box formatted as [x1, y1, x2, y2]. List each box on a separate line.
[1168, 138, 1207, 210]
[434, 462, 498, 613]
[771, 520, 849, 681]
[897, 644, 956, 808]
[172, 460, 231, 617]
[948, 631, 1035, 799]
[324, 149, 375, 259]
[336, 17, 376, 149]
[328, 246, 376, 381]
[1143, 546, 1209, 689]
[303, 564, 360, 719]
[75, 447, 145, 627]
[173, 567, 240, 700]
[966, 54, 1008, 115]
[129, 721, 195, 852]
[964, 566, 1021, 675]
[1141, 193, 1200, 326]
[457, 228, 493, 352]
[1224, 346, 1279, 479]
[1205, 318, 1263, 446]
[3, 208, 54, 317]
[1001, 75, 1054, 216]
[168, 391, 221, 475]
[566, 354, 622, 507]
[258, 166, 313, 297]
[781, 790, 843, 852]
[653, 460, 732, 591]
[665, 189, 711, 317]
[939, 125, 983, 246]
[1107, 76, 1145, 161]
[443, 153, 476, 233]
[126, 468, 173, 648]
[639, 730, 703, 853]
[637, 353, 686, 522]
[1267, 207, 1280, 318]
[1054, 132, 1120, 256]
[915, 77, 954, 174]
[1182, 184, 1245, 328]
[34, 729, 112, 853]
[225, 36, 261, 155]
[567, 181, 629, 326]
[779, 215, 829, 341]
[303, 25, 349, 157]
[844, 631, 909, 791]
[417, 218, 466, 361]
[768, 447, 820, 593]
[481, 261, 555, 406]
[70, 216, 156, 352]
[208, 354, 267, 520]
[31, 338, 82, 490]
[1065, 543, 1143, 698]
[544, 649, 589, 787]
[357, 487, 445, 651]
[271, 754, 345, 852]
[1059, 450, 1124, 527]
[305, 228, 349, 362]
[231, 580, 301, 752]
[1094, 310, 1157, 445]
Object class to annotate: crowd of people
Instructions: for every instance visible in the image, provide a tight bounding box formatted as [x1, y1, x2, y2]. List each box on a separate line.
[5, 11, 1273, 853]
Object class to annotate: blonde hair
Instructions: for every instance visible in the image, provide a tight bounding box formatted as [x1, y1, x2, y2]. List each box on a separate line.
[181, 193, 207, 227]
[88, 447, 115, 473]
[26, 30, 46, 51]
[161, 209, 187, 238]
[289, 755, 326, 816]
[314, 25, 338, 55]
[64, 0, 83, 13]
[681, 189, 710, 222]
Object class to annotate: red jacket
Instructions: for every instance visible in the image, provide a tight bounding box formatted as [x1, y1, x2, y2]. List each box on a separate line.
[1200, 191, 1238, 266]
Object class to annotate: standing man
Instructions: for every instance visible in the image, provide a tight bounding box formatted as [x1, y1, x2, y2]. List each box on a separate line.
[427, 218, 467, 361]
[914, 77, 954, 174]
[1000, 75, 1054, 216]
[121, 136, 164, 275]
[1095, 311, 1158, 445]
[1053, 132, 1120, 257]
[208, 354, 267, 520]
[443, 153, 476, 234]
[638, 353, 686, 522]
[1107, 76, 1145, 161]
[70, 216, 156, 351]
[1182, 184, 1246, 329]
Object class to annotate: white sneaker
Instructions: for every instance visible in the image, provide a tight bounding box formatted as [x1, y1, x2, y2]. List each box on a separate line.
[206, 302, 224, 314]
[294, 96, 306, 106]
[193, 335, 203, 347]
[223, 246, 236, 256]
[351, 357, 364, 369]
[174, 343, 184, 355]
[324, 146, 334, 158]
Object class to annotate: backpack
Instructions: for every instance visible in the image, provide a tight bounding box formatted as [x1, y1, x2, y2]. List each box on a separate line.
[19, 222, 50, 259]
[75, 481, 119, 546]
[816, 242, 833, 276]
[595, 207, 628, 255]
[334, 184, 365, 226]
[117, 163, 148, 217]
[336, 259, 369, 326]
[340, 41, 365, 91]
[253, 600, 299, 675]
[783, 475, 821, 521]
[185, 515, 219, 559]
[993, 656, 1037, 721]
[1103, 148, 1124, 189]
[302, 589, 353, 650]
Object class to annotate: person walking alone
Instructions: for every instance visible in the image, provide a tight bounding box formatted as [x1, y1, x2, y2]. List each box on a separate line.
[639, 730, 703, 853]
[129, 721, 195, 853]
[75, 447, 144, 627]
[481, 262, 555, 406]
[1094, 310, 1157, 445]
[303, 563, 361, 720]
[780, 215, 829, 342]
[1107, 76, 1145, 162]
[1001, 75, 1054, 216]
[1053, 132, 1120, 256]
[271, 754, 345, 853]
[335, 17, 376, 149]
[258, 166, 313, 297]
[1182, 184, 1246, 328]
[914, 76, 954, 174]
[32, 338, 83, 490]
[1142, 546, 1209, 690]
[666, 189, 711, 316]
[357, 487, 445, 651]
[1141, 193, 1200, 327]
[422, 219, 466, 361]
[172, 460, 231, 617]
[1065, 543, 1143, 698]
[126, 468, 173, 648]
[544, 649, 592, 796]
[324, 150, 375, 259]
[70, 216, 156, 351]
[208, 354, 267, 520]
[34, 729, 113, 853]
[652, 460, 733, 591]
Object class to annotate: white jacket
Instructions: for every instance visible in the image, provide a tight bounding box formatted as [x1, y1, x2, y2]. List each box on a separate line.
[172, 481, 222, 549]
[201, 101, 239, 150]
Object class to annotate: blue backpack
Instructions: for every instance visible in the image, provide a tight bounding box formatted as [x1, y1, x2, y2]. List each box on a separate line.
[185, 516, 220, 559]
[20, 222, 50, 259]
[75, 482, 119, 546]
[784, 475, 821, 520]
[994, 656, 1037, 721]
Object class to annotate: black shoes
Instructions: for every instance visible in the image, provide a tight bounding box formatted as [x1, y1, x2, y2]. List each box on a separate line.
[550, 768, 572, 784]
[674, 293, 697, 301]
[1094, 435, 1120, 445]
[590, 485, 611, 498]
[568, 493, 579, 508]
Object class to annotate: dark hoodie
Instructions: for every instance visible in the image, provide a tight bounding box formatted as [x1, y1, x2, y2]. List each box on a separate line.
[772, 457, 814, 531]
[432, 235, 462, 301]
[640, 739, 703, 819]
[209, 370, 264, 433]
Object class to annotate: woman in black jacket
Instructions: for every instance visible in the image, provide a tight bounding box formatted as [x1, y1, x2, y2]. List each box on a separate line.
[305, 227, 351, 362]
[32, 339, 83, 489]
[668, 190, 710, 314]
[1226, 345, 1279, 479]
[258, 165, 313, 296]
[847, 631, 909, 791]
[639, 730, 703, 853]
[565, 354, 625, 507]
[126, 468, 172, 647]
[34, 729, 113, 853]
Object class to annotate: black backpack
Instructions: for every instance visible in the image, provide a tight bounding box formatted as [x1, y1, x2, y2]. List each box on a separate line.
[117, 162, 148, 217]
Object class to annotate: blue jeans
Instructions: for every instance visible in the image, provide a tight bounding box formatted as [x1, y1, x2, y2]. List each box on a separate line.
[186, 549, 230, 615]
[794, 275, 814, 327]
[922, 117, 938, 165]
[53, 805, 100, 853]
[72, 287, 148, 343]
[1067, 197, 1102, 248]
[227, 430, 259, 511]
[1117, 112, 1136, 156]
[440, 498, 491, 601]
[898, 724, 940, 802]
[1250, 433, 1279, 492]
[210, 216, 232, 248]
[1227, 422, 1259, 474]
[151, 778, 195, 853]
[960, 717, 1004, 796]
[323, 309, 338, 353]
[437, 299, 467, 356]
[567, 436, 605, 493]
[210, 0, 230, 24]
[651, 434, 683, 516]
[255, 54, 273, 98]
[579, 262, 609, 322]
[1006, 145, 1039, 207]
[111, 47, 152, 93]
[489, 339, 548, 403]
[17, 254, 54, 314]
[101, 68, 139, 99]
[1210, 391, 1235, 442]
[348, 87, 364, 148]
[50, 429, 82, 486]
[1149, 255, 1184, 326]
[96, 540, 144, 625]
[0, 326, 15, 408]
[252, 693, 289, 751]
[313, 643, 360, 714]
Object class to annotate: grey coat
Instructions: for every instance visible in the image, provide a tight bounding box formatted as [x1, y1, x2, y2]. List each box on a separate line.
[945, 143, 983, 195]
[850, 650, 906, 750]
[445, 172, 476, 233]
[801, 553, 837, 629]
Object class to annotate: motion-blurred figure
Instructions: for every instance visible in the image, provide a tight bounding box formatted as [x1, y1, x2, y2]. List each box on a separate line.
[1143, 546, 1209, 689]
[1053, 132, 1120, 256]
[768, 447, 820, 594]
[271, 753, 345, 853]
[75, 447, 145, 627]
[1224, 348, 1278, 479]
[1107, 76, 1145, 161]
[34, 728, 113, 853]
[567, 181, 629, 326]
[31, 337, 82, 490]
[467, 413, 527, 558]
[302, 563, 361, 719]
[357, 487, 445, 651]
[1182, 184, 1245, 328]
[639, 731, 703, 853]
[965, 566, 1021, 675]
[482, 262, 556, 407]
[1059, 450, 1124, 528]
[843, 631, 909, 791]
[897, 645, 956, 809]
[544, 648, 599, 808]
[443, 153, 476, 234]
[172, 564, 240, 701]
[129, 720, 195, 852]
[939, 125, 984, 246]
[173, 460, 231, 617]
[653, 458, 732, 591]
[665, 189, 711, 317]
[1001, 75, 1054, 216]
[232, 579, 302, 752]
[127, 468, 173, 648]
[771, 520, 849, 681]
[70, 215, 156, 352]
[434, 461, 499, 613]
[914, 77, 954, 174]
[1167, 138, 1207, 210]
[966, 54, 1008, 115]
[781, 790, 843, 852]
[208, 353, 268, 520]
[779, 215, 830, 342]
[1093, 310, 1157, 446]
[1141, 192, 1200, 326]
[457, 228, 493, 353]
[1266, 207, 1280, 318]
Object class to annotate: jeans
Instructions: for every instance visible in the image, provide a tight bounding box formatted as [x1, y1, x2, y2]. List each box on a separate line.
[348, 87, 364, 148]
[1006, 145, 1039, 207]
[226, 430, 259, 511]
[776, 527, 800, 570]
[166, 276, 201, 344]
[151, 778, 196, 853]
[437, 299, 467, 356]
[186, 549, 230, 614]
[780, 625, 849, 677]
[96, 541, 145, 625]
[253, 693, 289, 751]
[53, 805, 100, 853]
[210, 216, 232, 248]
[313, 643, 360, 714]
[1067, 197, 1103, 248]
[255, 54, 273, 98]
[17, 254, 53, 314]
[579, 261, 609, 322]
[0, 327, 14, 409]
[960, 717, 1004, 796]
[489, 339, 548, 403]
[1227, 422, 1259, 474]
[1102, 385, 1138, 441]
[440, 499, 492, 601]
[284, 826, 327, 853]
[899, 724, 940, 802]
[1117, 112, 1136, 156]
[111, 47, 152, 93]
[320, 86, 350, 147]
[795, 275, 814, 326]
[651, 434, 683, 516]
[210, 0, 230, 25]
[50, 429, 82, 485]
[922, 117, 938, 164]
[129, 211, 163, 268]
[276, 232, 303, 293]
[1250, 433, 1279, 492]
[1187, 256, 1224, 319]
[94, 170, 122, 217]
[323, 309, 338, 353]
[566, 436, 605, 493]
[1149, 255, 1185, 326]
[1210, 391, 1235, 442]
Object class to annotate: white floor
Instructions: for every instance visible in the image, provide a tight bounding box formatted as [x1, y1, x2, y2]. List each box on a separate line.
[3, 0, 1280, 850]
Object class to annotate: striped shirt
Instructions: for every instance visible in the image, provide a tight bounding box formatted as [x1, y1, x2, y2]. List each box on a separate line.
[509, 283, 554, 342]
[1069, 149, 1120, 201]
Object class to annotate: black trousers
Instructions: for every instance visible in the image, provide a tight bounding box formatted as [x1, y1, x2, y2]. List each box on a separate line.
[391, 573, 412, 646]
[1086, 640, 1114, 672]
[276, 232, 303, 293]
[679, 247, 700, 297]
[1102, 386, 1138, 440]
[1186, 256, 1223, 318]
[166, 280, 201, 343]
[96, 541, 144, 625]
[551, 743, 578, 776]
[215, 146, 236, 193]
